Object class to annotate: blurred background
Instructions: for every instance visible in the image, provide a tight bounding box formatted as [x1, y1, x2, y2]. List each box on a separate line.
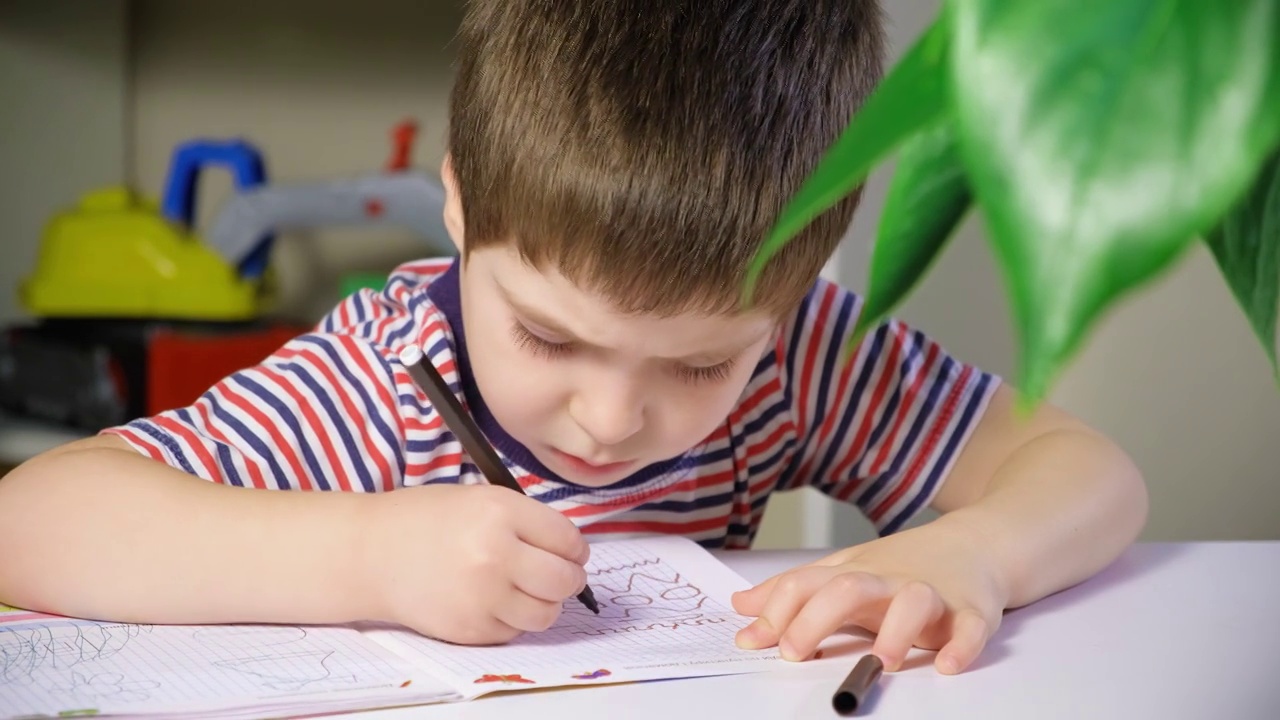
[1, 0, 1276, 547]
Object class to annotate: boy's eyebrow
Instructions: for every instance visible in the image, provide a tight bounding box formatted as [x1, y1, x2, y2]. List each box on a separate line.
[496, 281, 765, 363]
[497, 282, 580, 338]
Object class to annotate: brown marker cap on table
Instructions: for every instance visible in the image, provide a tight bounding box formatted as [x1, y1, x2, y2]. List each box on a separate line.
[832, 654, 883, 716]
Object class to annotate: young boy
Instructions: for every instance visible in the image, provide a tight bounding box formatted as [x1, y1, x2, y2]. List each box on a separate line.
[0, 0, 1146, 677]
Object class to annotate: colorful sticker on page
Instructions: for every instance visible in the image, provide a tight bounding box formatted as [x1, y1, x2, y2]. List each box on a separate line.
[473, 674, 536, 685]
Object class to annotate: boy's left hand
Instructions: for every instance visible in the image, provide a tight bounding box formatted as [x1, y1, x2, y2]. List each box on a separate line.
[731, 519, 1008, 675]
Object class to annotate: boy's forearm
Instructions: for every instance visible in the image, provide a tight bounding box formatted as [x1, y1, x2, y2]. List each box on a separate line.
[0, 440, 380, 625]
[938, 429, 1149, 609]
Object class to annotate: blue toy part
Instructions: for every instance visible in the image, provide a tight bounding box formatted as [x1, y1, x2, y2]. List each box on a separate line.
[160, 139, 274, 279]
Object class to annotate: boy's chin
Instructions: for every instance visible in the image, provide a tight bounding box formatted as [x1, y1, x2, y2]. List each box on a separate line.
[560, 473, 630, 489]
[537, 447, 640, 488]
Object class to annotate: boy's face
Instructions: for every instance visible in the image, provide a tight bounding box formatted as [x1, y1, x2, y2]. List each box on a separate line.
[457, 246, 777, 488]
[443, 163, 778, 488]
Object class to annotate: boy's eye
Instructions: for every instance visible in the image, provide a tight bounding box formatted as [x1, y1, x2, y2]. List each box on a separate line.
[510, 322, 571, 358]
[510, 320, 735, 384]
[677, 359, 735, 385]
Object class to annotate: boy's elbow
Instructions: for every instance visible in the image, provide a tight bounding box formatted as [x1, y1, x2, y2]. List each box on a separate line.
[1098, 433, 1149, 548]
[25, 433, 134, 463]
[1123, 455, 1150, 543]
[0, 436, 146, 607]
[0, 435, 137, 529]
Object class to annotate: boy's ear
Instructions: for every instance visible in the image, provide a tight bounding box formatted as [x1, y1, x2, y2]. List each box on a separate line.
[441, 154, 465, 254]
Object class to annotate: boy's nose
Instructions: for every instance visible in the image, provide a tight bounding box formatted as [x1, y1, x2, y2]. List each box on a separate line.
[568, 387, 644, 448]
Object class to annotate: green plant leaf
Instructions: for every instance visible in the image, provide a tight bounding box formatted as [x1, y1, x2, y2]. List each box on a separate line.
[948, 0, 1280, 405]
[743, 11, 952, 304]
[1205, 150, 1280, 377]
[853, 121, 972, 345]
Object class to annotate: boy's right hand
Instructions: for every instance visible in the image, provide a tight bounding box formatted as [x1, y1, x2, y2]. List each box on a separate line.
[362, 483, 590, 645]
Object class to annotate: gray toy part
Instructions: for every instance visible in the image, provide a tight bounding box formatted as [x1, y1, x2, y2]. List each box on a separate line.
[207, 171, 450, 268]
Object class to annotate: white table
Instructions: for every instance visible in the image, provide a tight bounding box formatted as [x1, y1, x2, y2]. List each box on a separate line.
[350, 542, 1280, 720]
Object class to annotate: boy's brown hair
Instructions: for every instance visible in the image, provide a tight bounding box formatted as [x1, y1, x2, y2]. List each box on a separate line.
[448, 0, 885, 317]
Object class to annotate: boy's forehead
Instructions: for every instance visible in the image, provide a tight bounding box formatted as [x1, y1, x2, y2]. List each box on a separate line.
[483, 245, 753, 314]
[474, 246, 778, 354]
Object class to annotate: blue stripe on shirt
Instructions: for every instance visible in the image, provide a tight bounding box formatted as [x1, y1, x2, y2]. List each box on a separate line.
[881, 371, 990, 534]
[236, 374, 332, 491]
[207, 392, 289, 488]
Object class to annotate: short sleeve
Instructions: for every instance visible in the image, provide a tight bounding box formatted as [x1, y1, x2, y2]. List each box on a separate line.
[775, 279, 1000, 534]
[105, 331, 408, 492]
[99, 264, 447, 492]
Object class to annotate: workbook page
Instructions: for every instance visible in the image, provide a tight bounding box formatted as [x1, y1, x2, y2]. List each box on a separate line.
[0, 609, 457, 719]
[368, 536, 784, 697]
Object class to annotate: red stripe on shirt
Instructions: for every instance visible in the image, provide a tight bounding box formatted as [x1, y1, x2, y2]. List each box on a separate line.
[195, 400, 266, 489]
[794, 283, 837, 438]
[866, 342, 941, 478]
[220, 383, 314, 491]
[261, 366, 354, 493]
[104, 427, 166, 462]
[832, 324, 908, 501]
[869, 365, 972, 521]
[152, 415, 222, 483]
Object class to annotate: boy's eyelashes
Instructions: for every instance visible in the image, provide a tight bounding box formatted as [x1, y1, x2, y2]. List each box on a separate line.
[677, 360, 735, 384]
[509, 321, 572, 358]
[507, 321, 735, 384]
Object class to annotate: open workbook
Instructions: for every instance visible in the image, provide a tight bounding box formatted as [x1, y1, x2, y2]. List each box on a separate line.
[1, 536, 787, 719]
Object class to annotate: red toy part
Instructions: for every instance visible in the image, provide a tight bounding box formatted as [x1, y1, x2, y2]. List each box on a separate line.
[386, 120, 419, 172]
[145, 325, 306, 416]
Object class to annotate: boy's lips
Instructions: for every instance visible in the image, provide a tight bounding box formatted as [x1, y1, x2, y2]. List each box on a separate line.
[551, 448, 635, 476]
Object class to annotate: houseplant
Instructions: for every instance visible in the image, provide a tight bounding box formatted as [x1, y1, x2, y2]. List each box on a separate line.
[746, 0, 1280, 409]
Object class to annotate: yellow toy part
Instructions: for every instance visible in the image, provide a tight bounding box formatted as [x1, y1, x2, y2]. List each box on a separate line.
[20, 186, 268, 321]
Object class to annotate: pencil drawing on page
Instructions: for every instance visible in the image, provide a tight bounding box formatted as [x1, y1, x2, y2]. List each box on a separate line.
[378, 539, 778, 685]
[0, 622, 150, 686]
[0, 618, 415, 715]
[560, 554, 728, 635]
[0, 621, 163, 704]
[193, 626, 359, 691]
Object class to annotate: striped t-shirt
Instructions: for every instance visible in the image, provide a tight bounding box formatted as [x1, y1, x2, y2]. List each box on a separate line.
[105, 258, 998, 547]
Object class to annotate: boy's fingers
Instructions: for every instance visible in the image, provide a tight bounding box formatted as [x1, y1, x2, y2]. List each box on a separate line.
[774, 571, 891, 661]
[732, 575, 781, 614]
[438, 616, 524, 646]
[935, 608, 990, 675]
[735, 566, 847, 651]
[509, 543, 589, 603]
[871, 581, 944, 672]
[494, 587, 565, 634]
[511, 497, 590, 565]
[733, 553, 849, 614]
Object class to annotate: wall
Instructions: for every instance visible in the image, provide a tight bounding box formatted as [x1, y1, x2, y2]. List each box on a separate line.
[0, 0, 128, 325]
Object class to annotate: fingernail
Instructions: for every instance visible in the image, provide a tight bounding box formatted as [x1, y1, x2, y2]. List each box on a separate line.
[736, 618, 772, 649]
[779, 639, 801, 662]
[939, 655, 960, 674]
